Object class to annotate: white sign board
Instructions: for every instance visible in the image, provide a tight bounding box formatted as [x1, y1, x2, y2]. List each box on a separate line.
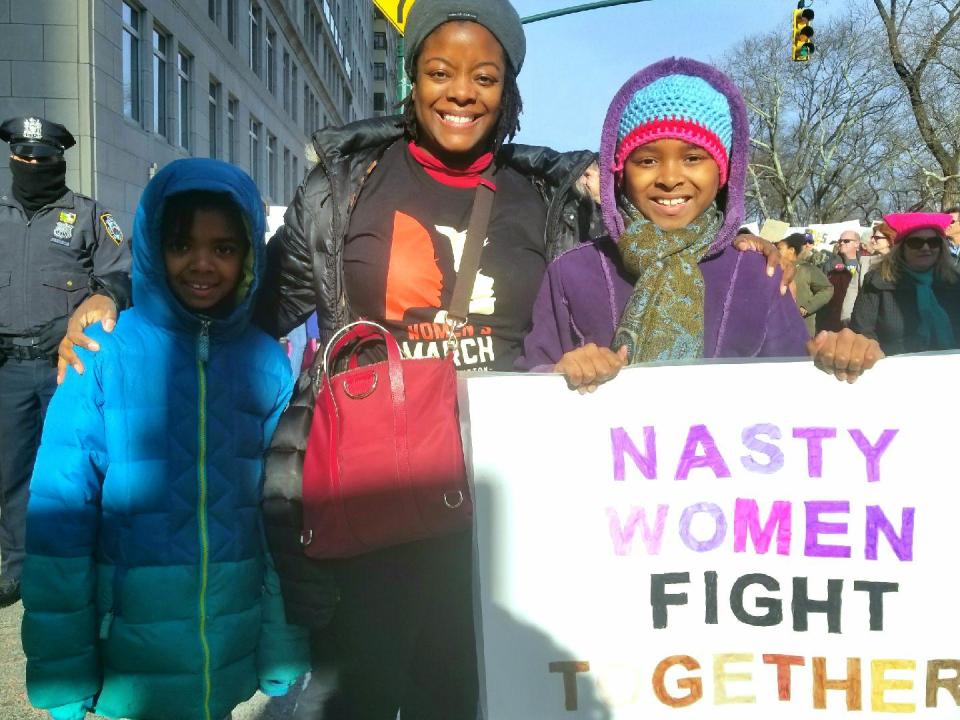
[462, 354, 959, 718]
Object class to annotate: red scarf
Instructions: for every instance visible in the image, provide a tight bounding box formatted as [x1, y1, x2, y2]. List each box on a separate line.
[407, 142, 496, 190]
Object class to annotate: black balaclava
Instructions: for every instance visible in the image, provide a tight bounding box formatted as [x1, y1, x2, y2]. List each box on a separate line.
[9, 157, 68, 219]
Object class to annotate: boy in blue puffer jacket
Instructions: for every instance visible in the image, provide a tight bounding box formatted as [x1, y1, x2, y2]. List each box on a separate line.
[21, 158, 309, 720]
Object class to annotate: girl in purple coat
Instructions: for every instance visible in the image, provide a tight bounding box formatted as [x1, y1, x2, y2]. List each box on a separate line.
[517, 57, 880, 388]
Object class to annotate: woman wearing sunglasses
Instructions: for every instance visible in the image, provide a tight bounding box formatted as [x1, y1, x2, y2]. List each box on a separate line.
[850, 212, 960, 355]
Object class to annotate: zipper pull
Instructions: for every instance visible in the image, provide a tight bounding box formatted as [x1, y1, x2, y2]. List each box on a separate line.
[99, 610, 115, 640]
[198, 321, 211, 363]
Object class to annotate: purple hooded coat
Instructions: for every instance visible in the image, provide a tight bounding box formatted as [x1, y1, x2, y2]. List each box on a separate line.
[516, 57, 808, 371]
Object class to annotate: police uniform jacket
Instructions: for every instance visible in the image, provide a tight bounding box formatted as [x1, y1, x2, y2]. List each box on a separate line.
[0, 190, 130, 337]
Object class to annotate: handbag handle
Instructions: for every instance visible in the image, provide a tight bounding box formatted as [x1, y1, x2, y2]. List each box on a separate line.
[321, 320, 402, 379]
[445, 165, 497, 328]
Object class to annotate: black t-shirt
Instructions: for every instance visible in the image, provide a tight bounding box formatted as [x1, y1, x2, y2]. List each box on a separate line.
[343, 141, 548, 371]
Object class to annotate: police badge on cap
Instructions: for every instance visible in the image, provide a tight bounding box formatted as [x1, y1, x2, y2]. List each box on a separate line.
[0, 116, 76, 159]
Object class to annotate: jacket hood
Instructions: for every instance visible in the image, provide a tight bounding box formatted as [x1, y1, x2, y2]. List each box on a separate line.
[598, 57, 750, 256]
[132, 157, 265, 338]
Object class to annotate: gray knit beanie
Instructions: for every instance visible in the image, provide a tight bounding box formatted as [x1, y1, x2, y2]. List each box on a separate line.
[403, 0, 526, 79]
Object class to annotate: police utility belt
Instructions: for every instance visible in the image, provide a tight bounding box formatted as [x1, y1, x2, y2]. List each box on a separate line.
[0, 335, 52, 361]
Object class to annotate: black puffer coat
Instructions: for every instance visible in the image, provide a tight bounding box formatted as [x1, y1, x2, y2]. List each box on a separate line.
[260, 117, 596, 628]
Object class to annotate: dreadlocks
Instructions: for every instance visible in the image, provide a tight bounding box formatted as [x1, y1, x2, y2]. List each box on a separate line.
[401, 57, 523, 155]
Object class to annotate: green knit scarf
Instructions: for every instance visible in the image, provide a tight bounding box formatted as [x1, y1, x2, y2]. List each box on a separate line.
[613, 201, 724, 363]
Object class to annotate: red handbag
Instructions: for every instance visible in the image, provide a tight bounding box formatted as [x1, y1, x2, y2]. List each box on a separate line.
[299, 321, 471, 558]
[298, 167, 495, 559]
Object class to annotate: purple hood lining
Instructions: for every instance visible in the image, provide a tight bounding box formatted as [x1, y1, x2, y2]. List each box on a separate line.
[598, 56, 750, 258]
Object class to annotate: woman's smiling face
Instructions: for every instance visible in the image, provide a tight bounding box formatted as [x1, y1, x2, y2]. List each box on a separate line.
[411, 21, 506, 166]
[621, 139, 721, 231]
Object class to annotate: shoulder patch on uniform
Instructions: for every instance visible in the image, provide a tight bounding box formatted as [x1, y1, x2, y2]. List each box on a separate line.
[59, 210, 77, 224]
[100, 213, 124, 246]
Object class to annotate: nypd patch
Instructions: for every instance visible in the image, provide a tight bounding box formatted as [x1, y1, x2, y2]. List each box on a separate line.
[99, 213, 124, 246]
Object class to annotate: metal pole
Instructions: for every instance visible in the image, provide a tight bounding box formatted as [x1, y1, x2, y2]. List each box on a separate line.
[521, 0, 652, 24]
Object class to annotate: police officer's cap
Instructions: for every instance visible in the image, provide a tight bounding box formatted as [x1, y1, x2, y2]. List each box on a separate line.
[0, 116, 75, 159]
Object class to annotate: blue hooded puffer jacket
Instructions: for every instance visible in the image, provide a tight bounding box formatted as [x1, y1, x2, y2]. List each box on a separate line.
[21, 158, 308, 720]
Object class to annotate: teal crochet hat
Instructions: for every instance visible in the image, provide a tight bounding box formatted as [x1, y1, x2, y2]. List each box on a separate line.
[614, 74, 733, 185]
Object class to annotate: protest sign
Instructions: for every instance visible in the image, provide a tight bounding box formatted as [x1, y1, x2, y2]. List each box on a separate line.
[461, 353, 959, 718]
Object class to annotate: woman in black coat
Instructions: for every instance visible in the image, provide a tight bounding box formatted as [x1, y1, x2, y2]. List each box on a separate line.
[851, 212, 960, 355]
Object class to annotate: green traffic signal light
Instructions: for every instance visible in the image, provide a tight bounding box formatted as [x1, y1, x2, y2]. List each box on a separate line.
[792, 7, 815, 61]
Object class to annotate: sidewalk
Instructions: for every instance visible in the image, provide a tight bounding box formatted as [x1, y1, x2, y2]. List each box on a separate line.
[0, 601, 301, 720]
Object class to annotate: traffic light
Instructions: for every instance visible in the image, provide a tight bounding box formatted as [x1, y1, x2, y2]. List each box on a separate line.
[792, 5, 815, 62]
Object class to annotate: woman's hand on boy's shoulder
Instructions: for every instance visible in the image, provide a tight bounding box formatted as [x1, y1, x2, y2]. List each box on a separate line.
[56, 294, 119, 384]
[732, 232, 794, 294]
[554, 344, 629, 394]
[807, 328, 884, 384]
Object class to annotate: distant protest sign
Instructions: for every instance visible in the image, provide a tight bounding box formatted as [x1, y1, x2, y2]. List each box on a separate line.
[461, 353, 959, 718]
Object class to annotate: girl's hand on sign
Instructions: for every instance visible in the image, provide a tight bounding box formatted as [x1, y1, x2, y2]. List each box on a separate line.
[554, 344, 629, 394]
[807, 328, 884, 384]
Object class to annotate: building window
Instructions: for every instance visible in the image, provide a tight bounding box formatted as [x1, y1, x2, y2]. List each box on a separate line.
[374, 31, 386, 50]
[303, 85, 310, 135]
[291, 64, 298, 122]
[282, 50, 290, 113]
[177, 51, 191, 149]
[373, 92, 385, 113]
[226, 95, 238, 163]
[267, 133, 277, 200]
[226, 0, 237, 45]
[293, 155, 299, 188]
[249, 2, 261, 76]
[121, 2, 141, 122]
[266, 26, 276, 94]
[208, 0, 220, 24]
[373, 62, 386, 81]
[283, 146, 291, 204]
[208, 79, 220, 158]
[152, 28, 167, 136]
[249, 116, 261, 184]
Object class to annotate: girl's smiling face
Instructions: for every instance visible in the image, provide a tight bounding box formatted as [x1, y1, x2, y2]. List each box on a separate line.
[621, 139, 721, 231]
[412, 21, 505, 167]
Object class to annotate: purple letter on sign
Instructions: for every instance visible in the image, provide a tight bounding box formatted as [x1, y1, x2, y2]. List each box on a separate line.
[733, 498, 792, 555]
[679, 503, 727, 552]
[611, 426, 657, 481]
[792, 427, 837, 478]
[741, 424, 784, 474]
[865, 506, 915, 561]
[804, 501, 851, 559]
[675, 425, 731, 481]
[848, 429, 898, 483]
[607, 505, 669, 556]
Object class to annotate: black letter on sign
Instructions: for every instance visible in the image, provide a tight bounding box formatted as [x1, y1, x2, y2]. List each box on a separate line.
[731, 573, 783, 626]
[792, 577, 843, 633]
[853, 580, 899, 631]
[549, 661, 590, 711]
[651, 572, 690, 629]
[397, 0, 406, 23]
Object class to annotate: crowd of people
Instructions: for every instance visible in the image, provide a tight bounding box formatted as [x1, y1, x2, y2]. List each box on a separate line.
[1, 1, 959, 719]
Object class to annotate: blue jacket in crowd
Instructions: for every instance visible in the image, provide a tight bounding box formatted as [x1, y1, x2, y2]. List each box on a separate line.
[21, 158, 308, 720]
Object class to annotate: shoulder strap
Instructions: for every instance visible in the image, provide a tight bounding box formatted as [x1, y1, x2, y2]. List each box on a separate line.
[447, 166, 496, 325]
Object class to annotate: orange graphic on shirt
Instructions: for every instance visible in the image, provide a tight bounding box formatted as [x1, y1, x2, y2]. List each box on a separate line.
[385, 211, 443, 321]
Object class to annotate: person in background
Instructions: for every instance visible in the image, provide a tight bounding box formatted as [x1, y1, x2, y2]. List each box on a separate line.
[851, 212, 960, 355]
[817, 229, 863, 332]
[0, 116, 130, 608]
[944, 205, 960, 265]
[517, 57, 881, 388]
[869, 221, 894, 256]
[21, 158, 308, 720]
[778, 232, 834, 337]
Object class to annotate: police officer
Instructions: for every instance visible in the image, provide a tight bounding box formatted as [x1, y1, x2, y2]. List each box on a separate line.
[0, 117, 130, 607]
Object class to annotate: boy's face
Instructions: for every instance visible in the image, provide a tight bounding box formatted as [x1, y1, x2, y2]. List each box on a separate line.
[163, 208, 247, 313]
[621, 139, 721, 231]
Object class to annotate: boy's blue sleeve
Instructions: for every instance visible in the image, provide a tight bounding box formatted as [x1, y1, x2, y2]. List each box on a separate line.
[21, 344, 107, 712]
[257, 361, 310, 694]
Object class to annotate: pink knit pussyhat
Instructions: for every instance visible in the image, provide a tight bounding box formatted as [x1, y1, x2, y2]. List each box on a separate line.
[883, 212, 953, 244]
